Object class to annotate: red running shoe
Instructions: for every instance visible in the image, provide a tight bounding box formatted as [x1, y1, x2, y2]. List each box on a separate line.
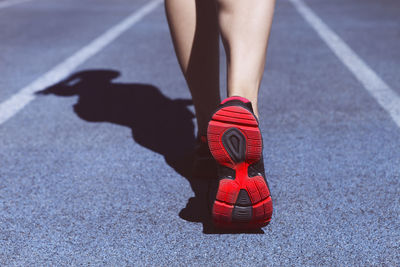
[207, 96, 273, 229]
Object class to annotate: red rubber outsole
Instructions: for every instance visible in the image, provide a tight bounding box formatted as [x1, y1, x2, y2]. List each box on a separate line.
[207, 105, 273, 229]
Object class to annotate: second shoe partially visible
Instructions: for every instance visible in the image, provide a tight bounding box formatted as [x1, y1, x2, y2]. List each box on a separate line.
[207, 96, 273, 229]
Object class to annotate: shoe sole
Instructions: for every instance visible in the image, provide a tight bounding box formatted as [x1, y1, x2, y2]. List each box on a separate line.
[207, 105, 273, 229]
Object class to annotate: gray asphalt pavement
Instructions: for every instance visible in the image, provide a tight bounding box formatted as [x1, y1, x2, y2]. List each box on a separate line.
[1, 0, 399, 265]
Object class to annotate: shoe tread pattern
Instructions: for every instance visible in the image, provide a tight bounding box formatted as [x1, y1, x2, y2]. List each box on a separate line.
[208, 105, 273, 229]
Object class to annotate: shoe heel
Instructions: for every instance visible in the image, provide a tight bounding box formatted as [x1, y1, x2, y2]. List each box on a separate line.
[207, 105, 262, 168]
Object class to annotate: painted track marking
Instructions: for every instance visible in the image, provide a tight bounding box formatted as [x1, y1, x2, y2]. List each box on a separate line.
[0, 0, 31, 9]
[289, 0, 400, 128]
[0, 0, 162, 125]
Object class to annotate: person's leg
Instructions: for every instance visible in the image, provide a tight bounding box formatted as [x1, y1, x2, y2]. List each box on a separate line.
[217, 0, 276, 117]
[164, 0, 220, 136]
[207, 0, 276, 228]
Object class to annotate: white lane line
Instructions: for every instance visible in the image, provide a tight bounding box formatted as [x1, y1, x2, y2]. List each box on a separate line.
[0, 0, 31, 9]
[289, 0, 400, 128]
[0, 0, 162, 125]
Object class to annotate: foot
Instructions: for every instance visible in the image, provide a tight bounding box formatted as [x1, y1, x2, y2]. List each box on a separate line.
[207, 96, 273, 229]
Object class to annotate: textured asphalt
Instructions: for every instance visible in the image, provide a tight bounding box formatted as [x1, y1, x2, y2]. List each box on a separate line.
[1, 0, 399, 265]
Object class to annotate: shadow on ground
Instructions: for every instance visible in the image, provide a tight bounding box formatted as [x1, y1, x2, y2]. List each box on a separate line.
[37, 69, 263, 234]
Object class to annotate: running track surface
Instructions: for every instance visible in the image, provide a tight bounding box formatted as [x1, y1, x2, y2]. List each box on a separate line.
[0, 0, 399, 265]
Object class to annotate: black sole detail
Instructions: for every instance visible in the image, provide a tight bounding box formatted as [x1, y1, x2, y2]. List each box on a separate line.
[235, 189, 252, 207]
[217, 165, 236, 180]
[222, 128, 246, 163]
[232, 205, 253, 222]
[248, 158, 265, 178]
